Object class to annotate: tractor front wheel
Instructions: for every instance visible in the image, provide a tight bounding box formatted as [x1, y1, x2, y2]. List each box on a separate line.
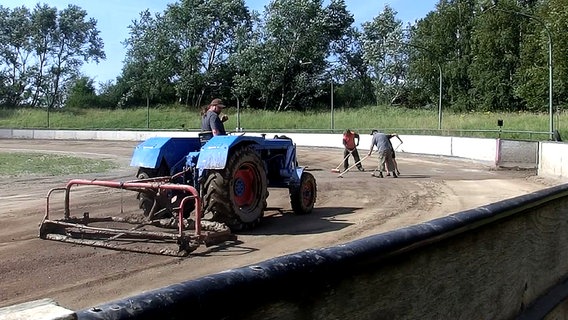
[290, 172, 317, 215]
[136, 170, 158, 217]
[201, 145, 268, 231]
[136, 167, 182, 219]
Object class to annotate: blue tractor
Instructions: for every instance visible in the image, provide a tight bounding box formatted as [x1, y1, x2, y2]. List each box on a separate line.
[130, 134, 317, 231]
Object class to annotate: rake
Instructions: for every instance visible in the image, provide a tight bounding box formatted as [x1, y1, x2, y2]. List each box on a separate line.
[337, 153, 372, 178]
[330, 150, 353, 173]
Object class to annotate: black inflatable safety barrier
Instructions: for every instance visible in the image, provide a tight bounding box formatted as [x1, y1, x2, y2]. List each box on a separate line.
[76, 183, 568, 320]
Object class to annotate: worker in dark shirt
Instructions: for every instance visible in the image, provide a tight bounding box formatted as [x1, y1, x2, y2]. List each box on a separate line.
[201, 98, 228, 141]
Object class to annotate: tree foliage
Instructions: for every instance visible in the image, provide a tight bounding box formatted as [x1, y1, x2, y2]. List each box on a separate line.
[360, 5, 406, 105]
[230, 0, 353, 111]
[65, 76, 98, 109]
[2, 0, 568, 118]
[0, 4, 104, 109]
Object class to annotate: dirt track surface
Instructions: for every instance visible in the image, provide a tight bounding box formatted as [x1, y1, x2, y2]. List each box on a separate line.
[0, 139, 558, 311]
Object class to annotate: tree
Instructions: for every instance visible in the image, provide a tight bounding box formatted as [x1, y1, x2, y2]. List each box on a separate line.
[44, 4, 105, 110]
[28, 4, 57, 108]
[121, 0, 251, 108]
[409, 0, 477, 111]
[234, 0, 353, 111]
[470, 0, 524, 111]
[122, 10, 171, 110]
[330, 27, 374, 108]
[65, 75, 99, 109]
[171, 0, 251, 106]
[96, 79, 122, 109]
[513, 0, 564, 112]
[545, 0, 568, 113]
[0, 5, 34, 107]
[0, 4, 105, 110]
[360, 5, 407, 105]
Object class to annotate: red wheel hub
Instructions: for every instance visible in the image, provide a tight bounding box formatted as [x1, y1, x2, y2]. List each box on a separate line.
[233, 165, 256, 207]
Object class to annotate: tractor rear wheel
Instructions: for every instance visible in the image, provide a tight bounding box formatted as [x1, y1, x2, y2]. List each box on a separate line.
[201, 145, 268, 231]
[290, 172, 317, 215]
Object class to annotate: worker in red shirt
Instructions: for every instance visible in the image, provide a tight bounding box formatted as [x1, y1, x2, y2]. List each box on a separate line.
[342, 129, 364, 172]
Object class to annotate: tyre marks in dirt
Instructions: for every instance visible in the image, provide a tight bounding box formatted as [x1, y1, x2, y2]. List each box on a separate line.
[0, 142, 550, 311]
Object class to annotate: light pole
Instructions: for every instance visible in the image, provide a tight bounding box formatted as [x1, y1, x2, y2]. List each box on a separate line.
[330, 78, 334, 131]
[298, 60, 336, 130]
[327, 61, 340, 132]
[233, 93, 241, 132]
[300, 59, 336, 131]
[146, 98, 150, 129]
[482, 3, 553, 139]
[437, 63, 442, 130]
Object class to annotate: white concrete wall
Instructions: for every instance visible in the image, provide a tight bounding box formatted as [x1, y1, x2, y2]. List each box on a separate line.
[0, 128, 12, 139]
[0, 128, 561, 177]
[452, 137, 497, 162]
[247, 133, 495, 164]
[391, 135, 454, 156]
[539, 141, 568, 179]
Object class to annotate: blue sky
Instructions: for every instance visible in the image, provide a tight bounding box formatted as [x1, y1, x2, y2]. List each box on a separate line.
[3, 0, 438, 86]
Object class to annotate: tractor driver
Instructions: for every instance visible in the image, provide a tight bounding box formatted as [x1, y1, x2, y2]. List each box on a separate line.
[201, 98, 228, 141]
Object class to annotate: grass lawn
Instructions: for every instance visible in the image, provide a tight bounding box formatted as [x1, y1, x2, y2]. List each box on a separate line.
[0, 152, 119, 177]
[0, 105, 564, 141]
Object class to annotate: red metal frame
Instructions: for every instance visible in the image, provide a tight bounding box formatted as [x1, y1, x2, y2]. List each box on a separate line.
[53, 179, 202, 238]
[39, 178, 237, 256]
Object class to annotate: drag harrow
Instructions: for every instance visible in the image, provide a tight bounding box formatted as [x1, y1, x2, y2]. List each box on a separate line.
[39, 179, 236, 257]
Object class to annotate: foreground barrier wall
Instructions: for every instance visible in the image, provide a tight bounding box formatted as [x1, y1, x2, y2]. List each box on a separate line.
[76, 184, 568, 320]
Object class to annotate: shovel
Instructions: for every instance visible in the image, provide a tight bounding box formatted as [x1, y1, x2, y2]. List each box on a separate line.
[331, 150, 353, 173]
[338, 153, 372, 178]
